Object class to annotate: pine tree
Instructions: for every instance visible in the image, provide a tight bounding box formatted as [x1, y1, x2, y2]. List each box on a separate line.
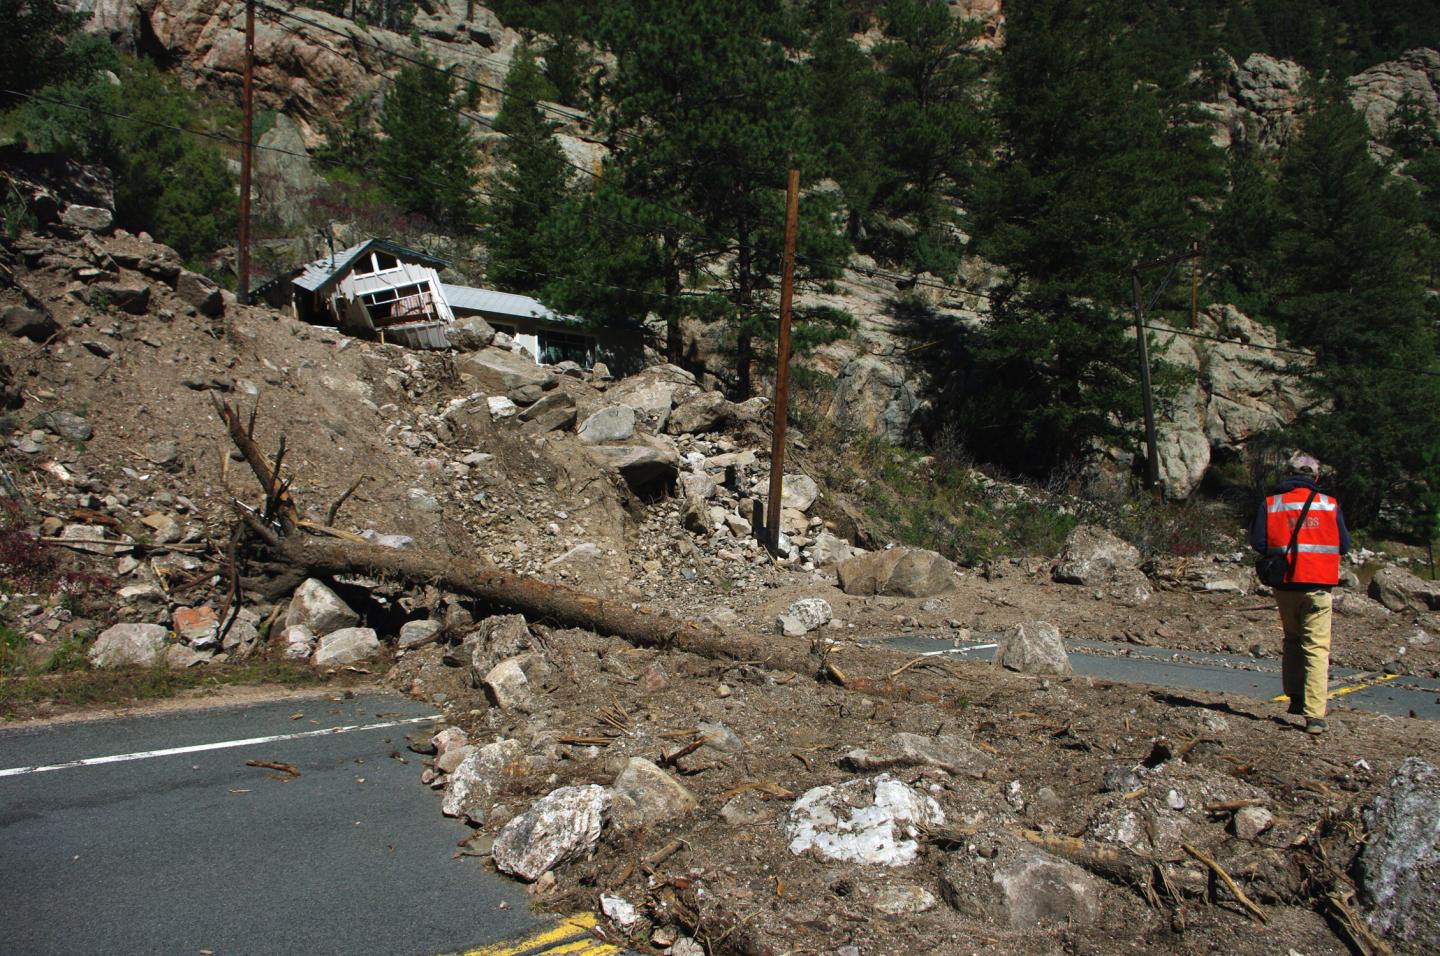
[595, 0, 846, 392]
[1268, 95, 1440, 523]
[479, 45, 571, 293]
[963, 0, 1224, 475]
[872, 0, 988, 274]
[375, 58, 479, 227]
[0, 0, 82, 105]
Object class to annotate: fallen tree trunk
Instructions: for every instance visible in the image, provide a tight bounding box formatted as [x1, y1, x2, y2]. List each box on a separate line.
[275, 535, 802, 668]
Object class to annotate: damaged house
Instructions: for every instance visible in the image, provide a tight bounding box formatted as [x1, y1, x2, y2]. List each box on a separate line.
[258, 238, 644, 371]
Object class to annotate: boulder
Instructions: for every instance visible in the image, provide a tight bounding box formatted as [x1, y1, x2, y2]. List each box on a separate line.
[398, 619, 443, 649]
[779, 474, 820, 512]
[2, 306, 59, 342]
[842, 732, 993, 778]
[777, 597, 832, 636]
[311, 627, 382, 666]
[457, 348, 556, 392]
[449, 314, 497, 351]
[1053, 525, 1141, 585]
[609, 757, 698, 831]
[492, 785, 611, 881]
[832, 354, 921, 445]
[1368, 566, 1440, 613]
[285, 578, 359, 636]
[172, 605, 219, 647]
[61, 203, 113, 232]
[40, 411, 92, 442]
[681, 495, 716, 535]
[872, 883, 938, 916]
[995, 622, 1072, 675]
[486, 396, 519, 421]
[92, 281, 149, 314]
[941, 843, 1103, 930]
[808, 531, 862, 568]
[175, 270, 224, 317]
[1358, 757, 1440, 949]
[665, 391, 729, 435]
[468, 614, 535, 679]
[441, 738, 525, 822]
[784, 774, 944, 867]
[517, 390, 576, 433]
[164, 644, 213, 669]
[837, 547, 956, 598]
[584, 442, 679, 490]
[577, 405, 637, 444]
[482, 655, 536, 712]
[88, 623, 169, 668]
[679, 472, 716, 501]
[508, 383, 546, 406]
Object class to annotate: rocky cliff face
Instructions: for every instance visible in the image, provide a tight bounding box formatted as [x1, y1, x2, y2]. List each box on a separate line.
[73, 1, 519, 142]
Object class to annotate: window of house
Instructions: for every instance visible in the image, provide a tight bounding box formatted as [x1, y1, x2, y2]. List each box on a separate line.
[352, 250, 401, 277]
[538, 329, 594, 368]
[361, 282, 431, 323]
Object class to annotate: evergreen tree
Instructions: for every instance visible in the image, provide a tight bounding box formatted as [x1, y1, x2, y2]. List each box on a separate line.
[0, 0, 82, 105]
[315, 93, 380, 176]
[872, 0, 988, 274]
[805, 2, 882, 242]
[479, 45, 572, 294]
[376, 58, 478, 227]
[964, 0, 1225, 475]
[1269, 96, 1440, 523]
[595, 0, 846, 392]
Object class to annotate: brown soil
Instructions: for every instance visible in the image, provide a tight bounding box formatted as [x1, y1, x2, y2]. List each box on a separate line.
[3, 223, 1438, 954]
[392, 627, 1435, 956]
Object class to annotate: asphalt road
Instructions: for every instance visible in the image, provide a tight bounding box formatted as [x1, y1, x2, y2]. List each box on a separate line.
[868, 634, 1440, 720]
[0, 692, 548, 956]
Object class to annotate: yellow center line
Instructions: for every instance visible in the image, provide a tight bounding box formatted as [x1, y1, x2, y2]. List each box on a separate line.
[1272, 672, 1401, 703]
[456, 914, 601, 956]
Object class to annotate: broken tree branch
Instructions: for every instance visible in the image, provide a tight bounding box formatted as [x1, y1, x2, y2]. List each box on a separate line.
[1183, 842, 1267, 924]
[326, 474, 367, 526]
[212, 395, 298, 534]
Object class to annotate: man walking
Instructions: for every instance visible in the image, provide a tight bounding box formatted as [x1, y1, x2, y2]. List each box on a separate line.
[1250, 453, 1351, 734]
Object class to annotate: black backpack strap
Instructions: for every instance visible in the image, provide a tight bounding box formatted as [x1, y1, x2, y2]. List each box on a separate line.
[1284, 489, 1319, 575]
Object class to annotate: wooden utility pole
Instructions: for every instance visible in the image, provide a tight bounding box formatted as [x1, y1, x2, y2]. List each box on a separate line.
[1189, 241, 1199, 330]
[237, 0, 255, 305]
[1132, 270, 1160, 490]
[765, 169, 801, 553]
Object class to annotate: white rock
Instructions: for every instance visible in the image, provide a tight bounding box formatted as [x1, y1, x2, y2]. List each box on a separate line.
[601, 895, 640, 932]
[285, 578, 359, 637]
[311, 627, 381, 666]
[487, 395, 519, 420]
[88, 623, 169, 668]
[784, 774, 944, 866]
[398, 619, 443, 648]
[578, 405, 637, 444]
[442, 738, 523, 822]
[777, 597, 832, 636]
[492, 785, 611, 881]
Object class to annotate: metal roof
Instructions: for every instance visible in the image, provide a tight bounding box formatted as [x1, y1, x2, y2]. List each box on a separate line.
[440, 284, 582, 326]
[293, 238, 451, 295]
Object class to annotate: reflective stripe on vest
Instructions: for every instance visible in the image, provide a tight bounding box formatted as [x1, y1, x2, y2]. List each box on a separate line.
[1264, 489, 1342, 586]
[1267, 498, 1338, 513]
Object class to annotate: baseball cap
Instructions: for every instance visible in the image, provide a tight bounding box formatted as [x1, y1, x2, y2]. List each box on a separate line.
[1288, 452, 1320, 476]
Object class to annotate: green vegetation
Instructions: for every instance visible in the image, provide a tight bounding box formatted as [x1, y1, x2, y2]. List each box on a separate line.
[4, 37, 236, 263]
[477, 45, 570, 293]
[0, 657, 327, 722]
[375, 56, 479, 227]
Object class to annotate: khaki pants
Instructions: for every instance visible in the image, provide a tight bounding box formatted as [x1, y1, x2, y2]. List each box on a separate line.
[1274, 589, 1333, 719]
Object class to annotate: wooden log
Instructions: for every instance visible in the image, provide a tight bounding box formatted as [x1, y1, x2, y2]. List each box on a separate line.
[275, 535, 801, 669]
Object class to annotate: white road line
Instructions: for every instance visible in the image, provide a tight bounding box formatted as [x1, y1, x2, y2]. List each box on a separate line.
[922, 643, 998, 657]
[0, 715, 439, 778]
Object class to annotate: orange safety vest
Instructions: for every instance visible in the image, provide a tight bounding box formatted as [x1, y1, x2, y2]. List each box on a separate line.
[1264, 488, 1342, 586]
